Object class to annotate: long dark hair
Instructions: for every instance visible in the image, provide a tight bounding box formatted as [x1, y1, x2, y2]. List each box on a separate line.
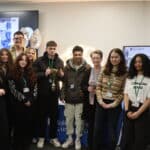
[103, 48, 127, 76]
[12, 53, 37, 87]
[0, 48, 13, 73]
[128, 54, 150, 79]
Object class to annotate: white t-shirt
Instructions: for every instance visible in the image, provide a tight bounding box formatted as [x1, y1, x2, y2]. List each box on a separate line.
[124, 75, 150, 104]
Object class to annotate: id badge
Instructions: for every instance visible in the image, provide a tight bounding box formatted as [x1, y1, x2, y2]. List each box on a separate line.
[132, 101, 139, 108]
[23, 87, 30, 93]
[49, 79, 52, 83]
[106, 91, 113, 98]
[70, 84, 75, 89]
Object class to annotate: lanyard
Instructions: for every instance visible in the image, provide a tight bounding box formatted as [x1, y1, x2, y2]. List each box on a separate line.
[134, 76, 144, 99]
[22, 77, 27, 87]
[107, 74, 115, 89]
[49, 59, 54, 68]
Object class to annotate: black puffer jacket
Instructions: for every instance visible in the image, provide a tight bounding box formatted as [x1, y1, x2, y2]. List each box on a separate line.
[63, 59, 91, 104]
[33, 52, 64, 96]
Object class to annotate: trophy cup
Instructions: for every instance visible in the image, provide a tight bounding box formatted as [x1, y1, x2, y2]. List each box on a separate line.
[51, 68, 58, 91]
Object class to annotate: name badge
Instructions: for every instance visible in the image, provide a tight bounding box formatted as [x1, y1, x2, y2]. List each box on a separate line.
[106, 91, 113, 98]
[132, 101, 139, 108]
[49, 79, 52, 83]
[70, 84, 74, 89]
[23, 87, 30, 93]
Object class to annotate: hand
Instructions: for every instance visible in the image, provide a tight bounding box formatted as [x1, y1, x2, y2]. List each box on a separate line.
[24, 101, 31, 107]
[103, 103, 113, 109]
[98, 100, 108, 109]
[0, 89, 5, 96]
[58, 68, 64, 77]
[102, 103, 113, 109]
[45, 68, 51, 76]
[88, 86, 95, 93]
[127, 111, 133, 118]
[128, 111, 140, 120]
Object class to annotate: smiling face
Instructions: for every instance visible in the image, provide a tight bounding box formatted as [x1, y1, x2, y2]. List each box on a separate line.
[27, 48, 36, 61]
[91, 53, 102, 67]
[13, 34, 24, 47]
[73, 51, 83, 64]
[134, 56, 143, 72]
[110, 51, 121, 66]
[0, 51, 9, 63]
[18, 55, 28, 68]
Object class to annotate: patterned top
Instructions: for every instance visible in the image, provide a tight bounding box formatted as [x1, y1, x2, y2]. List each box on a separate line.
[10, 46, 27, 60]
[96, 69, 126, 107]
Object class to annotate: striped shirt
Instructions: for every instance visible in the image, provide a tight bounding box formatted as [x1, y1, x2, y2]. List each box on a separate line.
[96, 70, 126, 107]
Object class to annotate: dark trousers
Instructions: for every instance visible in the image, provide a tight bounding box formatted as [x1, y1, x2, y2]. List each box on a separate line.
[12, 101, 34, 150]
[87, 103, 96, 150]
[93, 100, 121, 150]
[37, 93, 58, 139]
[0, 98, 9, 150]
[121, 106, 149, 150]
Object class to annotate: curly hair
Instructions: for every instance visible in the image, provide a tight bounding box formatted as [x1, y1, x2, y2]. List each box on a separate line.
[128, 53, 150, 79]
[12, 53, 37, 87]
[103, 48, 127, 76]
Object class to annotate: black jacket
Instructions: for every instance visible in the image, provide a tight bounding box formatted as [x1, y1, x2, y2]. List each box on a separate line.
[8, 73, 37, 104]
[62, 59, 91, 104]
[33, 52, 64, 96]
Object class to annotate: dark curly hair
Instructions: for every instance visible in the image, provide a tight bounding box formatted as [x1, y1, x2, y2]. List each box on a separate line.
[103, 48, 127, 76]
[12, 53, 37, 88]
[128, 53, 150, 79]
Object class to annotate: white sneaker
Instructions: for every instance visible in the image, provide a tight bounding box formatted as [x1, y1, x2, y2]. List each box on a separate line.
[62, 137, 73, 148]
[37, 138, 44, 148]
[75, 139, 81, 150]
[50, 138, 61, 147]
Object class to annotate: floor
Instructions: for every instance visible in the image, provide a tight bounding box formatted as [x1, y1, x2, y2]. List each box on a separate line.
[30, 143, 87, 150]
[30, 144, 150, 150]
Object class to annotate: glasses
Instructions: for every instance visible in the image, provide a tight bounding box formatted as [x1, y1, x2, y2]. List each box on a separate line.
[14, 37, 24, 40]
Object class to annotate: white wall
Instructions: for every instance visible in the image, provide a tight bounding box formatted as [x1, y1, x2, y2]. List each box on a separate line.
[0, 2, 149, 64]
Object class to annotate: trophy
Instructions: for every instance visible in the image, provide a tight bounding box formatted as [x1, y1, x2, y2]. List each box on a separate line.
[51, 68, 58, 91]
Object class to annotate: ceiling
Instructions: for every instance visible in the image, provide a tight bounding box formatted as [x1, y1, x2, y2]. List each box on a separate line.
[0, 0, 148, 3]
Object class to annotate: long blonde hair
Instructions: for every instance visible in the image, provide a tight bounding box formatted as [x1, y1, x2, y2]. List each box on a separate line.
[26, 47, 37, 62]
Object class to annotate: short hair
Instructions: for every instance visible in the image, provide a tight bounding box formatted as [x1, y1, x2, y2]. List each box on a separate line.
[46, 41, 57, 48]
[13, 31, 24, 37]
[90, 50, 103, 59]
[72, 45, 83, 53]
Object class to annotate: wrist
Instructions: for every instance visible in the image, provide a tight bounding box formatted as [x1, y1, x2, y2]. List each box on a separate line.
[98, 99, 103, 105]
[125, 110, 130, 115]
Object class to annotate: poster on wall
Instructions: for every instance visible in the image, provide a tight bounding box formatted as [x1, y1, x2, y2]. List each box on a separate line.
[0, 17, 19, 48]
[123, 46, 150, 67]
[0, 10, 39, 49]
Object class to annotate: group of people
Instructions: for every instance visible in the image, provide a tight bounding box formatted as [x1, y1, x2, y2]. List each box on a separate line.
[0, 30, 150, 150]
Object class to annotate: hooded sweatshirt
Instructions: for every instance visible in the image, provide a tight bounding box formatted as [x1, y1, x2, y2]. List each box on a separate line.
[63, 59, 90, 104]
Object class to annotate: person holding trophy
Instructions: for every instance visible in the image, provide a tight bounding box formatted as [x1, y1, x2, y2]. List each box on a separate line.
[33, 41, 64, 148]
